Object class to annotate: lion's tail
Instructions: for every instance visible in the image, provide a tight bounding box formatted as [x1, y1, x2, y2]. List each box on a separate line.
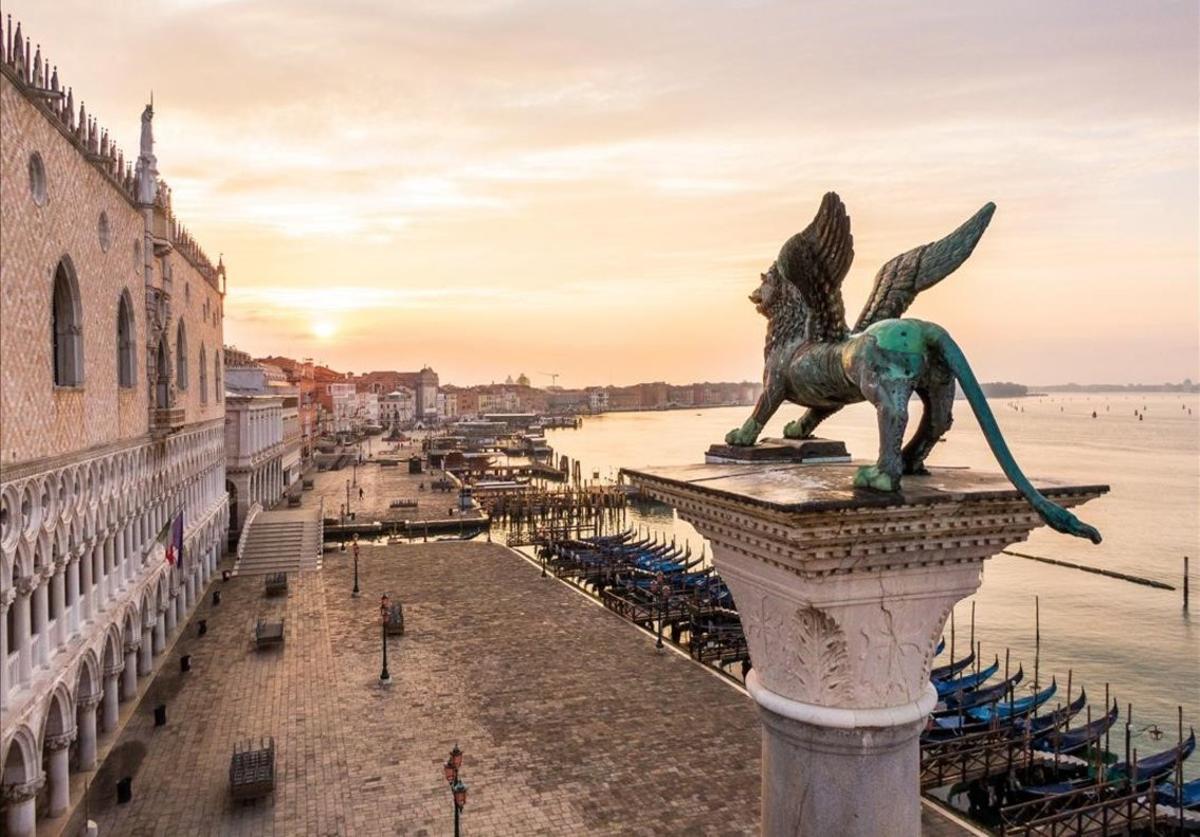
[925, 324, 1102, 544]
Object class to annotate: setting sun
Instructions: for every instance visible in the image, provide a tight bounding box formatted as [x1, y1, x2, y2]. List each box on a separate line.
[312, 319, 337, 339]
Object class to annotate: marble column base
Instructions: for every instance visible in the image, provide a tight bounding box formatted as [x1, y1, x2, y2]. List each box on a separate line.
[4, 794, 35, 837]
[755, 684, 929, 837]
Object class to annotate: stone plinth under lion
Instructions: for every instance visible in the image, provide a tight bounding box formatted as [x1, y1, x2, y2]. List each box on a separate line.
[622, 462, 1106, 837]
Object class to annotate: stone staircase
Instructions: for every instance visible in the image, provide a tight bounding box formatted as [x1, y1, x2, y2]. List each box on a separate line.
[233, 508, 323, 576]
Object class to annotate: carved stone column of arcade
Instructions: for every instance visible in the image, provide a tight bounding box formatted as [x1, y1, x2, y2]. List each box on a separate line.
[139, 622, 154, 675]
[101, 663, 122, 731]
[77, 691, 103, 770]
[153, 606, 167, 654]
[165, 592, 177, 634]
[45, 728, 76, 817]
[623, 462, 1106, 837]
[2, 774, 45, 837]
[122, 641, 139, 699]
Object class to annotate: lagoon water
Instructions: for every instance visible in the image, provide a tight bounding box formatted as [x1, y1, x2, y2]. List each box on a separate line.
[547, 393, 1199, 773]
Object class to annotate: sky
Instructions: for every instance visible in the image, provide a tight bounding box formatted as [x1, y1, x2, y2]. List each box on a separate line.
[13, 0, 1199, 387]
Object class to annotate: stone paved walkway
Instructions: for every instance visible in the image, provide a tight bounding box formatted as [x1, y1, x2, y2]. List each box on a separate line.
[85, 542, 970, 836]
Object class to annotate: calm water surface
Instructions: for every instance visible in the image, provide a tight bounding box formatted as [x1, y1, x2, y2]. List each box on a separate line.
[546, 394, 1200, 773]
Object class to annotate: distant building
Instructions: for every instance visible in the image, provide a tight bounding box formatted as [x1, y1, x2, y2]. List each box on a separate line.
[380, 387, 416, 428]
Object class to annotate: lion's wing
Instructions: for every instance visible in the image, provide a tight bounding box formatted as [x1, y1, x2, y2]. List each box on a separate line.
[775, 192, 854, 343]
[853, 202, 995, 332]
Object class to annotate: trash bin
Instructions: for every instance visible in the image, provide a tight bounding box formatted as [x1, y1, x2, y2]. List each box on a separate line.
[116, 776, 133, 804]
[198, 619, 208, 636]
[212, 590, 221, 606]
[222, 569, 232, 582]
[180, 655, 191, 672]
[154, 704, 167, 726]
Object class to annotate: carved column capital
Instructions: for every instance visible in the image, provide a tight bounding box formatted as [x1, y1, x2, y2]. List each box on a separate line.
[103, 660, 125, 677]
[15, 575, 36, 596]
[44, 728, 77, 751]
[0, 589, 14, 611]
[123, 640, 141, 654]
[77, 691, 104, 709]
[1, 772, 46, 803]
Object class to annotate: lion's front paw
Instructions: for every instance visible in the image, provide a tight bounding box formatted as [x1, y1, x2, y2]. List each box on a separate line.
[725, 424, 760, 447]
[782, 419, 814, 440]
[854, 464, 900, 493]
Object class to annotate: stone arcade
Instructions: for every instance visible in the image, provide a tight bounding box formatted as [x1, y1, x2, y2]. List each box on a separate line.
[1, 18, 229, 836]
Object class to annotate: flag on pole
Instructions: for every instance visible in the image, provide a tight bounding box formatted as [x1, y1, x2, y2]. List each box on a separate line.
[157, 510, 185, 566]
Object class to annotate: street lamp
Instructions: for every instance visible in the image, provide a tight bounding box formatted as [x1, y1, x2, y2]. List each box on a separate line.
[352, 536, 361, 597]
[345, 478, 352, 520]
[651, 571, 666, 650]
[443, 745, 468, 837]
[379, 594, 390, 682]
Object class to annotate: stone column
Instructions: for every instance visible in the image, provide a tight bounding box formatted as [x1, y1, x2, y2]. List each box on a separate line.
[102, 536, 115, 603]
[122, 644, 139, 699]
[66, 556, 80, 633]
[1, 775, 44, 837]
[32, 579, 48, 667]
[12, 579, 32, 685]
[154, 609, 166, 653]
[624, 462, 1106, 837]
[165, 595, 177, 634]
[81, 543, 96, 620]
[175, 590, 186, 625]
[45, 729, 75, 816]
[50, 567, 66, 649]
[185, 570, 195, 608]
[77, 692, 102, 770]
[139, 626, 153, 674]
[101, 666, 121, 731]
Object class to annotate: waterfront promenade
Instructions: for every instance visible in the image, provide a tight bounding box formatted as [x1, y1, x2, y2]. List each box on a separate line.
[78, 542, 971, 835]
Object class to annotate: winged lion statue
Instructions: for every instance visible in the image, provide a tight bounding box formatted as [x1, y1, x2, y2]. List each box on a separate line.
[725, 193, 1101, 543]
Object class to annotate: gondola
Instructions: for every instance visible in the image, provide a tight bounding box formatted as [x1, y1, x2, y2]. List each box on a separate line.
[923, 688, 1087, 744]
[933, 657, 999, 698]
[1033, 698, 1118, 755]
[930, 651, 976, 681]
[1016, 688, 1089, 738]
[936, 666, 1023, 714]
[966, 678, 1056, 723]
[1157, 777, 1200, 809]
[1022, 729, 1195, 798]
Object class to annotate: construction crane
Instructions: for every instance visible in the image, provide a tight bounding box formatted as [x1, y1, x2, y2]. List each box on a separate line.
[540, 372, 560, 387]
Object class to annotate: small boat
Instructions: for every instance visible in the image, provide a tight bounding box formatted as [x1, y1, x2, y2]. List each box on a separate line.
[937, 666, 1024, 714]
[966, 677, 1056, 723]
[933, 656, 999, 698]
[1034, 698, 1118, 755]
[1023, 729, 1196, 797]
[1157, 777, 1200, 809]
[1017, 688, 1089, 738]
[930, 651, 976, 681]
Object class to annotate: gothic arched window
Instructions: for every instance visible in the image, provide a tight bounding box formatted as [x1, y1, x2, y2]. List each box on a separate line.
[199, 345, 208, 404]
[117, 291, 136, 388]
[52, 258, 83, 386]
[176, 320, 188, 390]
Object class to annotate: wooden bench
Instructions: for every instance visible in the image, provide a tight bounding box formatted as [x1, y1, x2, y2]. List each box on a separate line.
[384, 602, 405, 636]
[254, 619, 284, 649]
[230, 737, 275, 801]
[388, 499, 418, 509]
[264, 573, 288, 597]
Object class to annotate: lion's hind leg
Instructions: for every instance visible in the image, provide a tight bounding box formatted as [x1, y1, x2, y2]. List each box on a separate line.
[854, 377, 912, 492]
[902, 376, 954, 475]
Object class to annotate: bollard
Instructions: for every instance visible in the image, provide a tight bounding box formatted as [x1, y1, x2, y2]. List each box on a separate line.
[180, 654, 191, 672]
[198, 619, 208, 636]
[116, 777, 133, 804]
[212, 590, 221, 606]
[154, 704, 167, 726]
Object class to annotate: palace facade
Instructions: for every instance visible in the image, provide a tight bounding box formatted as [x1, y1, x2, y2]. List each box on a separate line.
[0, 19, 228, 836]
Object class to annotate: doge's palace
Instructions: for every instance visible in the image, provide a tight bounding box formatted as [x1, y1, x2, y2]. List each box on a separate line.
[1, 17, 229, 836]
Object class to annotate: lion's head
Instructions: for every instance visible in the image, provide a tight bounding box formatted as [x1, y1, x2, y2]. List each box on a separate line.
[751, 262, 809, 350]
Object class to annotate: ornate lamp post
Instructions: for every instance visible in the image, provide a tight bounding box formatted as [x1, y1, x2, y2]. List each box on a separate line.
[379, 594, 391, 682]
[442, 744, 468, 837]
[345, 478, 352, 520]
[352, 537, 361, 597]
[651, 571, 666, 650]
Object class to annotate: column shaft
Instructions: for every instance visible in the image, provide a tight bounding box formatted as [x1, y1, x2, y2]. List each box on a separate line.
[47, 744, 70, 816]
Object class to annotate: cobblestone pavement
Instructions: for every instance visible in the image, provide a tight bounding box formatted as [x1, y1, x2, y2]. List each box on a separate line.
[86, 542, 969, 836]
[303, 439, 481, 526]
[86, 543, 761, 835]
